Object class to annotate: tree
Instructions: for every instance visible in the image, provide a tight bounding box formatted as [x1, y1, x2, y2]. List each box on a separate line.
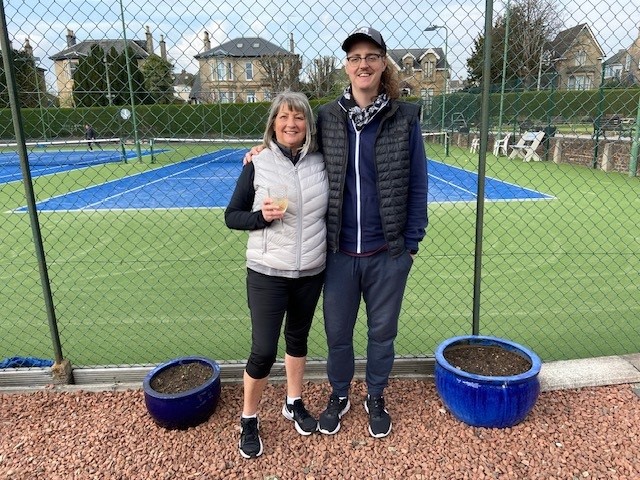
[141, 54, 175, 104]
[0, 49, 41, 108]
[305, 56, 340, 99]
[73, 45, 106, 107]
[73, 45, 146, 107]
[466, 0, 563, 89]
[259, 53, 301, 94]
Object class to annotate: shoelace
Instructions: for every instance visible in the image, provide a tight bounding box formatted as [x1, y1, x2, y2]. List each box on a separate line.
[326, 396, 344, 415]
[368, 397, 385, 418]
[242, 420, 259, 440]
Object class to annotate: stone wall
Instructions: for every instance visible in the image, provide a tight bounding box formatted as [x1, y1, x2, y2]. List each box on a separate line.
[446, 132, 639, 177]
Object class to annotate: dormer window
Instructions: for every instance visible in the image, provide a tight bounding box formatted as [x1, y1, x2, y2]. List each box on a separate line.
[253, 42, 260, 48]
[575, 51, 587, 67]
[237, 43, 243, 48]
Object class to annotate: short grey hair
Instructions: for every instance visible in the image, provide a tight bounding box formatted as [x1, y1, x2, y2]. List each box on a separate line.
[262, 91, 317, 157]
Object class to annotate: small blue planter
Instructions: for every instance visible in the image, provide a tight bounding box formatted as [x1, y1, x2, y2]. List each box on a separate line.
[435, 335, 541, 428]
[143, 356, 221, 429]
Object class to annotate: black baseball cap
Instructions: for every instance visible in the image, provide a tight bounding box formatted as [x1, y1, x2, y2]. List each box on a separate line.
[342, 27, 387, 54]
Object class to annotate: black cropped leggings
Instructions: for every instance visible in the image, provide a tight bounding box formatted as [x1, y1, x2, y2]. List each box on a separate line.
[245, 268, 324, 379]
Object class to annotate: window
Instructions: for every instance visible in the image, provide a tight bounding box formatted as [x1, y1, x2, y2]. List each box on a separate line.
[423, 61, 435, 79]
[423, 88, 434, 111]
[216, 60, 225, 81]
[246, 91, 256, 103]
[605, 65, 622, 79]
[625, 53, 631, 72]
[404, 59, 413, 73]
[568, 74, 591, 90]
[68, 59, 79, 78]
[264, 89, 272, 101]
[245, 62, 253, 81]
[215, 60, 234, 81]
[575, 51, 587, 67]
[401, 88, 411, 96]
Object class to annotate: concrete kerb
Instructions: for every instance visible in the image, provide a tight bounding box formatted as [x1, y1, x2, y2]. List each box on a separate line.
[1, 354, 640, 396]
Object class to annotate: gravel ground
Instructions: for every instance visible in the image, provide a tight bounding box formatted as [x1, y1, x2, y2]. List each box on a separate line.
[1, 379, 639, 479]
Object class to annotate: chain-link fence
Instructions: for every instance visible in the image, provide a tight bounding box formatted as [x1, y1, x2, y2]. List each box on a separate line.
[1, 0, 638, 376]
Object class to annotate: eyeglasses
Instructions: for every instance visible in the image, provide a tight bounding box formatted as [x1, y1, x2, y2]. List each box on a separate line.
[345, 54, 384, 66]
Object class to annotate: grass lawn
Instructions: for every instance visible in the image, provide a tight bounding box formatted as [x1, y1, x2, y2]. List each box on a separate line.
[1, 141, 638, 366]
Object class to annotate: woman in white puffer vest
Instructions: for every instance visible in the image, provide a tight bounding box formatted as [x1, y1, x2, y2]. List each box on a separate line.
[225, 91, 328, 459]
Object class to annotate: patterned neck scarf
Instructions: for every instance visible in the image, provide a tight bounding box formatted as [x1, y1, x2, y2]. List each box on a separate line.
[342, 86, 389, 131]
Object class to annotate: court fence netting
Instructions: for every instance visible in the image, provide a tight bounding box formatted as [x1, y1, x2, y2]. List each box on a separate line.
[0, 0, 638, 387]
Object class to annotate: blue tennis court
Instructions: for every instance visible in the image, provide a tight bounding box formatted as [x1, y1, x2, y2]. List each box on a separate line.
[12, 148, 552, 212]
[0, 146, 156, 184]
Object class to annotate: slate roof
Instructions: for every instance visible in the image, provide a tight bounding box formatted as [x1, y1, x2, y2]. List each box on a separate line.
[173, 70, 195, 86]
[49, 40, 149, 60]
[386, 47, 448, 70]
[546, 24, 605, 59]
[603, 49, 627, 66]
[195, 37, 291, 59]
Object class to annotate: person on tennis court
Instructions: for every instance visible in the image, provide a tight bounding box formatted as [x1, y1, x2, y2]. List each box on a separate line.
[243, 27, 428, 439]
[225, 91, 328, 459]
[84, 124, 97, 151]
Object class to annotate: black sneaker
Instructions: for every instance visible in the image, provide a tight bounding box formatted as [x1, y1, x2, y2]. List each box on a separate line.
[239, 417, 263, 459]
[318, 394, 350, 435]
[364, 395, 392, 438]
[282, 399, 318, 435]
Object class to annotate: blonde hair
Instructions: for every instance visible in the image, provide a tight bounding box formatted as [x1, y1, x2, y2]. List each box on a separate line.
[262, 91, 317, 157]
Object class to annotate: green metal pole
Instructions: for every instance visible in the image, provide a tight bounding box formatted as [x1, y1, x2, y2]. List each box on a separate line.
[119, 0, 142, 161]
[33, 58, 48, 141]
[471, 0, 495, 336]
[0, 3, 64, 364]
[629, 92, 640, 177]
[424, 25, 449, 156]
[592, 64, 606, 169]
[443, 27, 449, 157]
[497, 0, 510, 142]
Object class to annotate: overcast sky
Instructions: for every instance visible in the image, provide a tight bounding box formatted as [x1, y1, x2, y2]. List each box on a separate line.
[5, 0, 639, 92]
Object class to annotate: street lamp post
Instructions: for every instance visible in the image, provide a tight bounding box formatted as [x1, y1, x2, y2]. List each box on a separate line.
[104, 51, 113, 106]
[424, 25, 449, 156]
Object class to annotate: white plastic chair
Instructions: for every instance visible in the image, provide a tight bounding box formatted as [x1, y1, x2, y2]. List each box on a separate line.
[492, 133, 511, 156]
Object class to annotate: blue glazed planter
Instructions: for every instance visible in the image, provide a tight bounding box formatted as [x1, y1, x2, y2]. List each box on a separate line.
[143, 356, 221, 429]
[435, 335, 541, 428]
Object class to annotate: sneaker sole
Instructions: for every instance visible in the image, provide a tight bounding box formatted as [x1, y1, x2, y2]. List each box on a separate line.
[281, 404, 317, 436]
[363, 400, 392, 438]
[239, 419, 264, 459]
[238, 438, 264, 459]
[318, 399, 351, 435]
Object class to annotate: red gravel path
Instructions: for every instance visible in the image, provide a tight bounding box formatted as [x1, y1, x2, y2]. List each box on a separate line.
[1, 379, 638, 479]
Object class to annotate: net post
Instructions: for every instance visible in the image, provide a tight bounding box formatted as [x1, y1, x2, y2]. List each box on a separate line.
[150, 137, 155, 164]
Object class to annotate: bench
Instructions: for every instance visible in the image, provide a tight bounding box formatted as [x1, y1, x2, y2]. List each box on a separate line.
[593, 115, 622, 139]
[509, 131, 545, 162]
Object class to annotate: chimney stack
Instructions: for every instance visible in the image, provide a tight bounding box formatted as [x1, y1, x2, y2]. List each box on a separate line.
[160, 35, 167, 60]
[289, 32, 294, 53]
[203, 31, 211, 51]
[66, 28, 76, 47]
[146, 26, 154, 54]
[23, 37, 33, 58]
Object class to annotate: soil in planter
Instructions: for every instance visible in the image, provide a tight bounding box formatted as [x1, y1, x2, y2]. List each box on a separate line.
[150, 362, 214, 394]
[444, 345, 532, 376]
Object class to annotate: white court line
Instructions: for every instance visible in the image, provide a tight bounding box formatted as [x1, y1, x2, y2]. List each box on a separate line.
[79, 151, 237, 210]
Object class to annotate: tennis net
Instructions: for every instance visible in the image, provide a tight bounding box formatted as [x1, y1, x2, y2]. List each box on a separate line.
[0, 138, 131, 167]
[149, 137, 259, 164]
